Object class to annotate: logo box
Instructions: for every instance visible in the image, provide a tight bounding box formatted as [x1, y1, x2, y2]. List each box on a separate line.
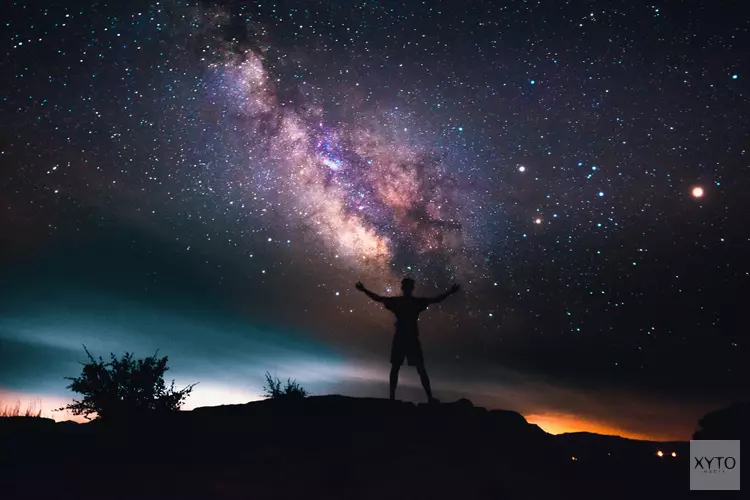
[690, 440, 740, 490]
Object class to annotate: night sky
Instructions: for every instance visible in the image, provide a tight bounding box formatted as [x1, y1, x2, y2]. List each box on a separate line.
[1, 0, 748, 440]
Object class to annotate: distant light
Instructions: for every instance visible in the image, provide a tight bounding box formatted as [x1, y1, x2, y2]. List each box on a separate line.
[591, 166, 597, 171]
[335, 292, 340, 296]
[732, 74, 738, 79]
[578, 162, 583, 166]
[571, 456, 578, 461]
[692, 186, 704, 198]
[518, 166, 526, 172]
[530, 80, 535, 85]
[534, 218, 542, 225]
[671, 452, 677, 458]
[657, 450, 664, 457]
[458, 126, 463, 132]
[598, 191, 604, 197]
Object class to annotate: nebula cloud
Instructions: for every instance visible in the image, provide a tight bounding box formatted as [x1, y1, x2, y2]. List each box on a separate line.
[201, 21, 476, 282]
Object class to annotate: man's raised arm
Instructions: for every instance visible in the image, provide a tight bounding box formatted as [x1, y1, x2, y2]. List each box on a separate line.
[426, 284, 460, 304]
[355, 281, 387, 303]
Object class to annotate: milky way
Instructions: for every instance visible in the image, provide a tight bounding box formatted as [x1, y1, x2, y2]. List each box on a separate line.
[197, 24, 482, 284]
[217, 50, 461, 271]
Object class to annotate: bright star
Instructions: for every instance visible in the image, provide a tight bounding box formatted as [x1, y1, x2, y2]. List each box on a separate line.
[322, 157, 342, 171]
[518, 166, 526, 172]
[691, 186, 704, 198]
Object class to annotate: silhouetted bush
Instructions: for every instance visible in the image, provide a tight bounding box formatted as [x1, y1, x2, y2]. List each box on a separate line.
[261, 371, 308, 399]
[59, 346, 196, 421]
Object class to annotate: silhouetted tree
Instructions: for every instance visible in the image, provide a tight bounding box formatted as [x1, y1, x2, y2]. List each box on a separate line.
[59, 346, 196, 421]
[693, 402, 749, 440]
[261, 371, 308, 399]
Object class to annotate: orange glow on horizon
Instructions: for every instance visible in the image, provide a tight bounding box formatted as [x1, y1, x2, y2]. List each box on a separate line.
[525, 412, 669, 441]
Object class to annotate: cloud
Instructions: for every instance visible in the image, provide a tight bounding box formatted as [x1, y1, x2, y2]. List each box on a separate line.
[0, 337, 82, 394]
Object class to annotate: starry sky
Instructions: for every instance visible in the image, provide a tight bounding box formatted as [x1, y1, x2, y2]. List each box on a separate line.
[1, 0, 748, 440]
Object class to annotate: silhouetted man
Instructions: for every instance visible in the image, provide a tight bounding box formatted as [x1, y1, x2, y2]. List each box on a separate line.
[355, 278, 460, 403]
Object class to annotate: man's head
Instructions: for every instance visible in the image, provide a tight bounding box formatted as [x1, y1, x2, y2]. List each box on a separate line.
[401, 278, 415, 296]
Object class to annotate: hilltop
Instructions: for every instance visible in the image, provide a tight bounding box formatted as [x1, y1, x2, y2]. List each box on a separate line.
[1, 396, 688, 499]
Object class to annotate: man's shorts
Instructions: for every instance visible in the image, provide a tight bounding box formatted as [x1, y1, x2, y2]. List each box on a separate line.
[390, 335, 424, 367]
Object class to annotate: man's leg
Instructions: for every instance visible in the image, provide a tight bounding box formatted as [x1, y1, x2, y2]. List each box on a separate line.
[416, 363, 434, 401]
[390, 336, 405, 400]
[389, 363, 400, 400]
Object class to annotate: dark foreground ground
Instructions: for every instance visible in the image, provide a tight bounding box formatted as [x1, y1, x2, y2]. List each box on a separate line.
[0, 396, 733, 499]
